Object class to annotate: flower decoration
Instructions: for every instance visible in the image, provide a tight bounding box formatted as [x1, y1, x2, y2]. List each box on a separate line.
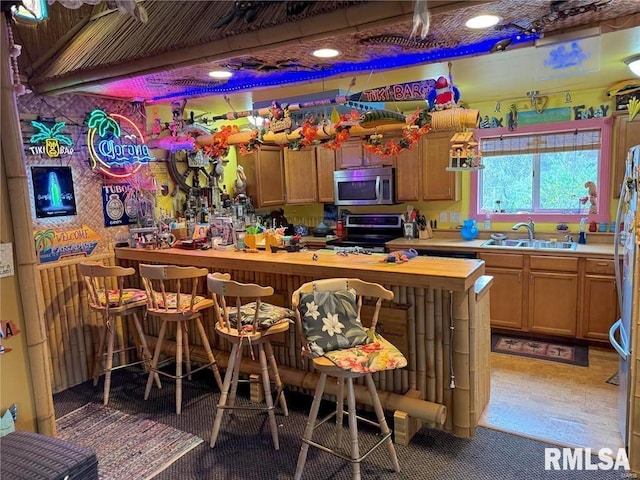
[236, 129, 263, 155]
[202, 124, 241, 158]
[300, 117, 319, 148]
[322, 125, 351, 151]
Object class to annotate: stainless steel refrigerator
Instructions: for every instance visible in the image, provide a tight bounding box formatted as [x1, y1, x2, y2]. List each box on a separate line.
[611, 144, 640, 448]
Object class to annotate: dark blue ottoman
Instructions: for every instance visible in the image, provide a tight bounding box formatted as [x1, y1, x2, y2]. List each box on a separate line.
[0, 430, 98, 480]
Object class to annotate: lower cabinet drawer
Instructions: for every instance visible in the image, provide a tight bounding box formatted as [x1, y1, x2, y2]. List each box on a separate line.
[530, 255, 578, 272]
[585, 258, 616, 275]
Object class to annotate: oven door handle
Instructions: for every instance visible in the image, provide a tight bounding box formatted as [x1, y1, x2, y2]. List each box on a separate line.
[375, 176, 382, 204]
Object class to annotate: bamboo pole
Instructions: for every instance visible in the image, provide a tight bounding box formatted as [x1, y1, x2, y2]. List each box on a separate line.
[467, 291, 477, 436]
[1, 19, 55, 435]
[69, 264, 89, 381]
[40, 271, 60, 392]
[425, 288, 436, 402]
[48, 268, 67, 391]
[442, 291, 452, 432]
[452, 291, 471, 438]
[406, 286, 417, 395]
[61, 265, 82, 386]
[54, 266, 77, 386]
[144, 335, 447, 425]
[415, 288, 426, 399]
[434, 289, 444, 405]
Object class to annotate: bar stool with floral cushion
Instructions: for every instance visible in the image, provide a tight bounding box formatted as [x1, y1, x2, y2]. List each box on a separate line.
[139, 264, 224, 414]
[79, 262, 160, 406]
[207, 273, 295, 450]
[291, 278, 407, 480]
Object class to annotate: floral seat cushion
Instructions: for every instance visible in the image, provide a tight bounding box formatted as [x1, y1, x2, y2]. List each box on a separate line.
[152, 292, 208, 310]
[323, 330, 407, 374]
[96, 288, 147, 306]
[298, 289, 372, 356]
[227, 302, 295, 330]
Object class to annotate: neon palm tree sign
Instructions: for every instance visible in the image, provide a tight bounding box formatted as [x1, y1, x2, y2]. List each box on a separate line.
[29, 121, 73, 157]
[87, 110, 155, 179]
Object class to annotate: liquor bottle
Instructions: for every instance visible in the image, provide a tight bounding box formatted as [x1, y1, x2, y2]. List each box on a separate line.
[199, 197, 210, 224]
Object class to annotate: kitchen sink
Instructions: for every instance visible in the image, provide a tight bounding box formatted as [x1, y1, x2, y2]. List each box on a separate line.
[481, 239, 577, 250]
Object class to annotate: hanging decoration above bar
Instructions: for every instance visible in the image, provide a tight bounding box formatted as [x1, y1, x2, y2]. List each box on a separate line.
[86, 110, 155, 179]
[28, 120, 74, 157]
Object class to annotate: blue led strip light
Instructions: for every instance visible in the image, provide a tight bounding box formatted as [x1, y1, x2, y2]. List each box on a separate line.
[151, 35, 539, 103]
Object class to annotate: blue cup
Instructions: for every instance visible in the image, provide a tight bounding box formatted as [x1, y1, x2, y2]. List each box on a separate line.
[598, 222, 607, 232]
[609, 222, 617, 232]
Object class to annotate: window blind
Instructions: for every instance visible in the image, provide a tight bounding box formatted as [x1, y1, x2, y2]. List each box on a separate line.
[481, 129, 601, 156]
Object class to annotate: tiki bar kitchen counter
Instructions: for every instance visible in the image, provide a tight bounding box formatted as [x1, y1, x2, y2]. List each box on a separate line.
[115, 246, 492, 440]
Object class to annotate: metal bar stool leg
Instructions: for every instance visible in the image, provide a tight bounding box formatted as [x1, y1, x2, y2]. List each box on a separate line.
[194, 317, 223, 391]
[365, 374, 400, 472]
[131, 311, 161, 389]
[210, 342, 239, 448]
[103, 320, 116, 406]
[145, 320, 167, 401]
[335, 377, 345, 449]
[175, 320, 184, 415]
[258, 343, 279, 450]
[92, 320, 108, 386]
[295, 372, 327, 480]
[265, 341, 288, 416]
[346, 377, 361, 480]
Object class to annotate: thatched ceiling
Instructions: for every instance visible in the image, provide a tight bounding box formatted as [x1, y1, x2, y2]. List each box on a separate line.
[9, 0, 640, 103]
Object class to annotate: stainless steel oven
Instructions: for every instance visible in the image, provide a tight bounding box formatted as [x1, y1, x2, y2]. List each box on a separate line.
[333, 167, 395, 206]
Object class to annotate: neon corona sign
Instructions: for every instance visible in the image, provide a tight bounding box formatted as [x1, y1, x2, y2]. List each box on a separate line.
[87, 110, 155, 179]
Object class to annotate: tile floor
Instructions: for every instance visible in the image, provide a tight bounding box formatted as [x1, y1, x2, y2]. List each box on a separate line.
[479, 346, 623, 451]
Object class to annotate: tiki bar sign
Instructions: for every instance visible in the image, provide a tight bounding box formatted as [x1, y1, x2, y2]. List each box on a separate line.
[87, 110, 155, 179]
[28, 120, 74, 157]
[356, 79, 437, 102]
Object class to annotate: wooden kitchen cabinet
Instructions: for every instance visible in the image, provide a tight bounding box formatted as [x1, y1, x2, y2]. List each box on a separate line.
[336, 140, 394, 169]
[580, 258, 619, 341]
[479, 253, 525, 331]
[237, 146, 285, 207]
[284, 148, 318, 204]
[613, 114, 640, 198]
[336, 141, 364, 169]
[528, 256, 579, 337]
[395, 141, 422, 202]
[422, 131, 460, 201]
[316, 147, 336, 203]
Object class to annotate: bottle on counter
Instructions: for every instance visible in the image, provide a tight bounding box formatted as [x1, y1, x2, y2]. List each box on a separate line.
[199, 197, 210, 224]
[484, 212, 491, 230]
[336, 221, 344, 237]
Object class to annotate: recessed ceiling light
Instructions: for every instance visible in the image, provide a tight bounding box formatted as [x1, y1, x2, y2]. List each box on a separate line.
[312, 48, 340, 58]
[208, 70, 233, 79]
[465, 14, 501, 29]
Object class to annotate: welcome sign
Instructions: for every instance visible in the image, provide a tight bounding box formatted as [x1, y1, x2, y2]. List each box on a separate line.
[87, 110, 155, 179]
[34, 224, 101, 264]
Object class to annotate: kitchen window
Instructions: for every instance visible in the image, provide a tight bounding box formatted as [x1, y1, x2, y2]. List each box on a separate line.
[470, 117, 613, 223]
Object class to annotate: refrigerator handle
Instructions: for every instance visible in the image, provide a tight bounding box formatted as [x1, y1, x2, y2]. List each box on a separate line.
[609, 319, 630, 360]
[614, 169, 627, 314]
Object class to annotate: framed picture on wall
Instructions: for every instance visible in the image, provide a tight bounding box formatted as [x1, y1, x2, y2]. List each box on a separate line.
[30, 166, 77, 218]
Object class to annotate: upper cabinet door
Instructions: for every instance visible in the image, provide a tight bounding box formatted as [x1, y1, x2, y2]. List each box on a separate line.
[238, 146, 285, 207]
[316, 147, 336, 203]
[336, 141, 364, 169]
[363, 144, 396, 167]
[422, 131, 459, 201]
[613, 114, 640, 198]
[395, 141, 421, 202]
[284, 148, 318, 204]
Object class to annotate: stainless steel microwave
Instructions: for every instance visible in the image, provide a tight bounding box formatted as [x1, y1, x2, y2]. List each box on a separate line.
[333, 167, 395, 206]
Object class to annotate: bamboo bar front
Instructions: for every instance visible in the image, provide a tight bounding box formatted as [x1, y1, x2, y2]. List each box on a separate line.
[109, 247, 489, 438]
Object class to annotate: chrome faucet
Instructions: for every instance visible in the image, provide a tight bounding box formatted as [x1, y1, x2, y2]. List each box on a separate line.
[512, 218, 535, 242]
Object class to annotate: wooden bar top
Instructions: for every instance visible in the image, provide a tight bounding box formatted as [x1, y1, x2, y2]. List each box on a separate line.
[115, 247, 485, 292]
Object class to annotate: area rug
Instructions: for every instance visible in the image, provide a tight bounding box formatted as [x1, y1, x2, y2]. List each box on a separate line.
[56, 403, 203, 480]
[606, 372, 620, 386]
[491, 334, 588, 367]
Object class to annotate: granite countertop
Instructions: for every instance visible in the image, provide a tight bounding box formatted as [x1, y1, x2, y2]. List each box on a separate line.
[386, 236, 616, 258]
